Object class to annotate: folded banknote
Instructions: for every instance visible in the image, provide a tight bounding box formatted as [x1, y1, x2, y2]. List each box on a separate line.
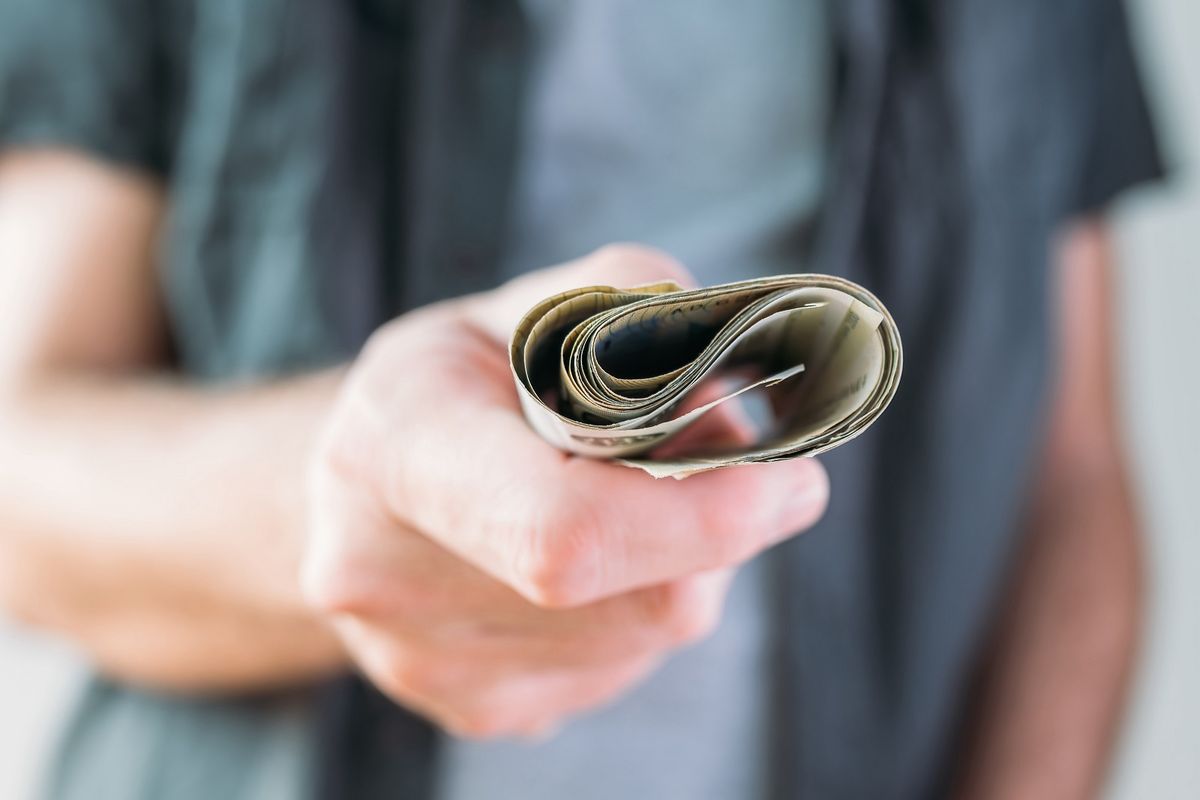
[509, 274, 902, 478]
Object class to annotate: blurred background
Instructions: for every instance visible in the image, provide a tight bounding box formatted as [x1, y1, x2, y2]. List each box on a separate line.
[1, 0, 1197, 797]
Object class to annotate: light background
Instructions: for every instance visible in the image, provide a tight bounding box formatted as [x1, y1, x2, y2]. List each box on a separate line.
[1, 1, 1196, 797]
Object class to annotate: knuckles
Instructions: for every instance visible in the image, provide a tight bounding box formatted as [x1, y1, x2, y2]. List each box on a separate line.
[639, 578, 724, 647]
[300, 555, 375, 617]
[377, 651, 556, 740]
[509, 497, 603, 609]
[301, 545, 432, 620]
[382, 653, 457, 698]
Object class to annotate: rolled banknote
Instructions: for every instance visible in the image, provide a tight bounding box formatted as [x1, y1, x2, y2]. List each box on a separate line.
[509, 274, 902, 478]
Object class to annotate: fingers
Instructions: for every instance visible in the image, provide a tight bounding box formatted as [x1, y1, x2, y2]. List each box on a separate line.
[305, 242, 795, 741]
[305, 437, 736, 740]
[359, 242, 828, 608]
[439, 655, 662, 739]
[331, 538, 734, 666]
[465, 243, 696, 344]
[342, 610, 664, 739]
[304, 484, 735, 664]
[467, 569, 734, 667]
[376, 351, 827, 609]
[392, 409, 827, 608]
[306, 468, 735, 738]
[518, 456, 829, 607]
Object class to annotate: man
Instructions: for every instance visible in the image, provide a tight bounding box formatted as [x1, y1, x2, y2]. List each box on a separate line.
[0, 0, 1162, 798]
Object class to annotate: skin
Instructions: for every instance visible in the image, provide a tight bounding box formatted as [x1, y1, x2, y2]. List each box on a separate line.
[952, 222, 1144, 799]
[0, 151, 1141, 790]
[305, 252, 831, 736]
[0, 151, 829, 731]
[0, 151, 347, 689]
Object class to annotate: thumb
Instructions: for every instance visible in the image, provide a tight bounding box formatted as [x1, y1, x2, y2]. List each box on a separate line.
[464, 243, 696, 344]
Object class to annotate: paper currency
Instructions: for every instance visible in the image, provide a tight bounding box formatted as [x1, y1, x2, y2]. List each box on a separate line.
[510, 274, 902, 478]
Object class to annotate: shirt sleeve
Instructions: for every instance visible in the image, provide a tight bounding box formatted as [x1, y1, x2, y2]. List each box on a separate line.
[1073, 0, 1167, 215]
[0, 0, 169, 176]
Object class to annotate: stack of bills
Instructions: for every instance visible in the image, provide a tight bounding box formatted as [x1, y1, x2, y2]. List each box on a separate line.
[510, 275, 903, 478]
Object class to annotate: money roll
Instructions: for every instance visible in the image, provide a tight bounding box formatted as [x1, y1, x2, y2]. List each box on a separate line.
[509, 274, 903, 478]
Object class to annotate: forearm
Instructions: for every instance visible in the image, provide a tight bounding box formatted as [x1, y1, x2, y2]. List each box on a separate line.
[955, 459, 1143, 799]
[0, 369, 348, 692]
[955, 221, 1143, 798]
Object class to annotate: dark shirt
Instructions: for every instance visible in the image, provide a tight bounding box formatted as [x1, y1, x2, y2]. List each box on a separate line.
[0, 1, 1163, 798]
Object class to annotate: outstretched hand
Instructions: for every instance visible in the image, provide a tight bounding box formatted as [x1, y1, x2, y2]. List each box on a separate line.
[302, 245, 829, 737]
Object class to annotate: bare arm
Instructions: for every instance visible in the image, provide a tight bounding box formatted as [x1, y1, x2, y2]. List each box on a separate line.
[955, 220, 1143, 798]
[0, 150, 346, 691]
[0, 150, 830, 735]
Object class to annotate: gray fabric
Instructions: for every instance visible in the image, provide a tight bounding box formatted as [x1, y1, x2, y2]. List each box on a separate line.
[437, 561, 773, 800]
[498, 0, 829, 285]
[436, 2, 828, 798]
[0, 0, 1165, 799]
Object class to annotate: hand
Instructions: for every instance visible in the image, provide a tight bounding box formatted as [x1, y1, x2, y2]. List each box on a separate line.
[301, 245, 829, 737]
